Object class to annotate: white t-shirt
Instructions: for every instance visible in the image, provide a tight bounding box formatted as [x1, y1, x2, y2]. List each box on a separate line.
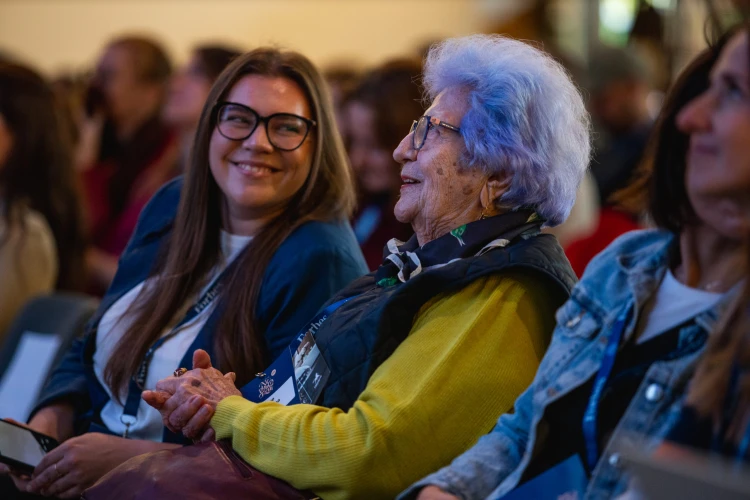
[93, 231, 252, 441]
[636, 269, 732, 344]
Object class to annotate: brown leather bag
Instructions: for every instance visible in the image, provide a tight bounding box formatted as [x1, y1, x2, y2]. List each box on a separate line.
[83, 440, 318, 500]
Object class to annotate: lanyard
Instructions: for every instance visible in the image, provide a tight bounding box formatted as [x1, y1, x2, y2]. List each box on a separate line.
[120, 267, 230, 437]
[582, 306, 632, 470]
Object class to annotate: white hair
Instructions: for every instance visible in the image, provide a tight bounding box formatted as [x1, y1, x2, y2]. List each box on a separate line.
[423, 35, 591, 226]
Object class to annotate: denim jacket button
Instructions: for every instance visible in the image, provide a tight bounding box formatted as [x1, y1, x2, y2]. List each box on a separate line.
[608, 453, 622, 468]
[566, 313, 583, 328]
[645, 384, 664, 402]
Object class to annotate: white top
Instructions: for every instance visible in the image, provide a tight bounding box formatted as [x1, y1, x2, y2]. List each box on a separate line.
[636, 269, 728, 344]
[93, 231, 252, 441]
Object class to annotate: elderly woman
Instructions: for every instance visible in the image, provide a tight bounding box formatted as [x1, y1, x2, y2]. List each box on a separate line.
[404, 28, 750, 500]
[135, 35, 589, 499]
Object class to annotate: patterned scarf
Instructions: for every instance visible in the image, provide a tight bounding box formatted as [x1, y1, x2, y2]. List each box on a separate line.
[374, 209, 543, 287]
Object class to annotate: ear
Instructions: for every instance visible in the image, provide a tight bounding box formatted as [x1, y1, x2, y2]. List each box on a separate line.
[480, 171, 512, 210]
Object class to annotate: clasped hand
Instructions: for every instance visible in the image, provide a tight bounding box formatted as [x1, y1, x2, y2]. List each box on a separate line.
[142, 349, 241, 441]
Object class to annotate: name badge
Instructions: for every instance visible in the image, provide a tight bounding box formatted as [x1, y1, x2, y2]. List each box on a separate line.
[240, 330, 331, 406]
[502, 455, 588, 500]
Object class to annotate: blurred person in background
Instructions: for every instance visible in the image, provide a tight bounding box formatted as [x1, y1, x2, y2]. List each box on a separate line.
[406, 33, 749, 500]
[323, 64, 361, 145]
[0, 62, 87, 339]
[562, 46, 653, 275]
[79, 35, 179, 292]
[344, 60, 417, 269]
[588, 45, 653, 205]
[0, 47, 366, 499]
[162, 44, 242, 170]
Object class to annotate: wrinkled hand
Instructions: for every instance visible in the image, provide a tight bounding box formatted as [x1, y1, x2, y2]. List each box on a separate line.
[416, 486, 460, 500]
[143, 350, 240, 439]
[24, 433, 140, 498]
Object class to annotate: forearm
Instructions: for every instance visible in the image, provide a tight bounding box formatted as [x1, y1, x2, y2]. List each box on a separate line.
[29, 403, 77, 442]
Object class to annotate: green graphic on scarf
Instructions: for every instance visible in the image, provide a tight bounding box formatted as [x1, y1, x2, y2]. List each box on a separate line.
[450, 225, 467, 246]
[377, 276, 399, 287]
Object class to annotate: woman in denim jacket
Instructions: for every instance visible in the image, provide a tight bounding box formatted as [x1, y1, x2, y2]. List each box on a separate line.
[405, 29, 750, 500]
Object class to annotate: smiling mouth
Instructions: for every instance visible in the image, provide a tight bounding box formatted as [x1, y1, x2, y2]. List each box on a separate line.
[231, 162, 279, 175]
[401, 176, 420, 186]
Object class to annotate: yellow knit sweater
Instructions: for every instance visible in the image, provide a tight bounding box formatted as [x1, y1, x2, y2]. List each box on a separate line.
[211, 272, 556, 499]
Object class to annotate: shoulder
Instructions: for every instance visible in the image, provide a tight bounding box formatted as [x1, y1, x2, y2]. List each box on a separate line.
[422, 272, 547, 315]
[11, 210, 57, 264]
[1, 209, 58, 282]
[570, 228, 673, 316]
[275, 219, 366, 263]
[139, 176, 183, 220]
[128, 177, 183, 245]
[581, 228, 672, 280]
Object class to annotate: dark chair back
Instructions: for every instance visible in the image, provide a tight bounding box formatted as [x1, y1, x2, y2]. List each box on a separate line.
[0, 293, 98, 421]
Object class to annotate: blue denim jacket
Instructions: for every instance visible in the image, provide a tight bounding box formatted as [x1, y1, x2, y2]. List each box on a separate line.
[401, 229, 734, 499]
[34, 177, 368, 442]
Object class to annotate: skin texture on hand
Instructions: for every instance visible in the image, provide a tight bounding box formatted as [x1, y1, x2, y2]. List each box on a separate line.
[25, 433, 178, 498]
[143, 349, 239, 440]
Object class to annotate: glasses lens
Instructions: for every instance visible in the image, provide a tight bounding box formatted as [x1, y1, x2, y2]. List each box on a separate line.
[268, 114, 309, 150]
[217, 104, 258, 140]
[413, 116, 429, 150]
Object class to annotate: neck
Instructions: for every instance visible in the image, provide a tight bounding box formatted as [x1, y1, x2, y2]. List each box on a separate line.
[414, 206, 483, 246]
[674, 224, 748, 292]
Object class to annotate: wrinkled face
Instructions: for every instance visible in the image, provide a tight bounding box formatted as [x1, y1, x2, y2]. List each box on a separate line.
[345, 101, 401, 195]
[208, 74, 315, 224]
[0, 113, 12, 168]
[677, 31, 750, 238]
[392, 87, 487, 240]
[96, 45, 159, 124]
[163, 53, 213, 130]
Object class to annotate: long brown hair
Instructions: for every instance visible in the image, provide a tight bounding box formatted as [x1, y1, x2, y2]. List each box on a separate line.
[685, 251, 750, 446]
[104, 48, 356, 397]
[683, 25, 750, 449]
[0, 62, 88, 291]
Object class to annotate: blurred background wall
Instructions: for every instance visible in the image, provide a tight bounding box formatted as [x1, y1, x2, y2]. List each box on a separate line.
[0, 0, 524, 75]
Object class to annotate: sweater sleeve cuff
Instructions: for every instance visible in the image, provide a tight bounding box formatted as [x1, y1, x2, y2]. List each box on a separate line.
[211, 395, 255, 440]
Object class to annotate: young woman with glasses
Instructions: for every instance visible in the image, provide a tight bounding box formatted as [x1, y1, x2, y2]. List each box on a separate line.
[0, 48, 367, 499]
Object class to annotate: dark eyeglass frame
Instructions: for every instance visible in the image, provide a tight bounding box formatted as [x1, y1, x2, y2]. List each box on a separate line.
[410, 115, 461, 151]
[213, 101, 317, 152]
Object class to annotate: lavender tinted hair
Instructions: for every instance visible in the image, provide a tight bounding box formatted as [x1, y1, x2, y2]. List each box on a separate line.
[423, 35, 591, 226]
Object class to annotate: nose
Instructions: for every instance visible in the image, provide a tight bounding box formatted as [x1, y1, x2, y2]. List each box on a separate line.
[241, 122, 274, 152]
[393, 131, 416, 164]
[676, 90, 713, 134]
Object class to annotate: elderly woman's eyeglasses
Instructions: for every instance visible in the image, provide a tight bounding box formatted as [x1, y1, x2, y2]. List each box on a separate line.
[214, 102, 317, 151]
[410, 115, 461, 151]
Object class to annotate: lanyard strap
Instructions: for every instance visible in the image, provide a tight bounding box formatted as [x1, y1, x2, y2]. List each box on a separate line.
[120, 267, 230, 436]
[582, 306, 632, 470]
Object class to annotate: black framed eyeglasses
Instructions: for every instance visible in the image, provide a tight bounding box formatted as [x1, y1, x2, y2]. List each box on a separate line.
[214, 101, 317, 151]
[410, 115, 461, 151]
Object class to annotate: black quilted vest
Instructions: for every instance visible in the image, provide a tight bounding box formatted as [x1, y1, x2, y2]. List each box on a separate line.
[315, 232, 577, 410]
